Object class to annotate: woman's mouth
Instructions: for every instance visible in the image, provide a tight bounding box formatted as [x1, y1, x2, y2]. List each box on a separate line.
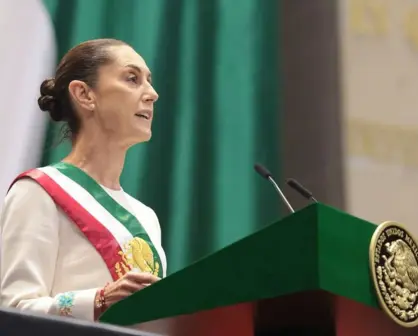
[135, 111, 151, 120]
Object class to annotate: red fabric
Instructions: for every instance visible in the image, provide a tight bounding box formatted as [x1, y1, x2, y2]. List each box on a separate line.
[335, 296, 416, 336]
[169, 303, 254, 336]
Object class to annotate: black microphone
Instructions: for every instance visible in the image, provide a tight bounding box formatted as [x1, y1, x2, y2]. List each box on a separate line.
[254, 163, 295, 213]
[286, 178, 318, 203]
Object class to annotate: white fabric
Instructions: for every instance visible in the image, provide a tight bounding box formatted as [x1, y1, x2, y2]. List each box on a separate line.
[0, 0, 55, 200]
[0, 178, 166, 321]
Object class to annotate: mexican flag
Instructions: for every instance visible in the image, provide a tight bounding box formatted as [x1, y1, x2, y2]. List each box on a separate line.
[0, 0, 55, 198]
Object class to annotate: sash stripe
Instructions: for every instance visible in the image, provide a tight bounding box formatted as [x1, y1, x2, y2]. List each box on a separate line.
[51, 162, 163, 278]
[39, 166, 134, 251]
[11, 169, 123, 280]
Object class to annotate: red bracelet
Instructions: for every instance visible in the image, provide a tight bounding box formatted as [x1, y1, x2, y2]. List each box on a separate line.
[96, 283, 109, 313]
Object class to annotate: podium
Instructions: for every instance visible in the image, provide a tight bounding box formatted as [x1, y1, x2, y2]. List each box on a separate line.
[99, 203, 417, 335]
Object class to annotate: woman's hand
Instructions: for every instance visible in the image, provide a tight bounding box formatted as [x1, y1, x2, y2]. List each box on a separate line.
[94, 271, 160, 319]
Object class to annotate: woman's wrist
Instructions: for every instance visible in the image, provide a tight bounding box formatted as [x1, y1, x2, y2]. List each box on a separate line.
[94, 283, 109, 321]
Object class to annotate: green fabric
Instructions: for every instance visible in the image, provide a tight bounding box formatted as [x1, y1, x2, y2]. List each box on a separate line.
[100, 203, 380, 325]
[41, 0, 281, 274]
[52, 162, 163, 277]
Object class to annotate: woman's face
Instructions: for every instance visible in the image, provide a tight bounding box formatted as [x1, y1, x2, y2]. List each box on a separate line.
[87, 45, 159, 146]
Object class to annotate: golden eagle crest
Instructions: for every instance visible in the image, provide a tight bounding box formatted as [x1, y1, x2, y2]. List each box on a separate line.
[370, 221, 418, 328]
[115, 237, 160, 278]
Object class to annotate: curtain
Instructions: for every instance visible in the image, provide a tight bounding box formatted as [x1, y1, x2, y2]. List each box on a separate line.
[42, 0, 282, 274]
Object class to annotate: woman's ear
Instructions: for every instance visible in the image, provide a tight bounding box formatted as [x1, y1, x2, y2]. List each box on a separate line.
[68, 80, 95, 112]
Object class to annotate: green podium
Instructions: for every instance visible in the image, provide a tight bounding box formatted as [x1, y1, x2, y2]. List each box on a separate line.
[99, 203, 417, 335]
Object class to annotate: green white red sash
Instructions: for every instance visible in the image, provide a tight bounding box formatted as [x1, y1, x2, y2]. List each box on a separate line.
[10, 162, 164, 281]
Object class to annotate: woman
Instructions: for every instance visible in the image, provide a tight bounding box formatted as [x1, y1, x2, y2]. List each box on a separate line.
[0, 38, 166, 322]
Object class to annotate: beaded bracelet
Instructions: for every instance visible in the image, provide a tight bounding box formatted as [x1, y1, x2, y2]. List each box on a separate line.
[95, 283, 109, 313]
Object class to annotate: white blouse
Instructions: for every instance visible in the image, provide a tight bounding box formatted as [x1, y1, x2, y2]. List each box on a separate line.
[0, 178, 166, 321]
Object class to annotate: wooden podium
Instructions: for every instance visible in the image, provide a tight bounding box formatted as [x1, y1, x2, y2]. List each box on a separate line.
[99, 203, 418, 335]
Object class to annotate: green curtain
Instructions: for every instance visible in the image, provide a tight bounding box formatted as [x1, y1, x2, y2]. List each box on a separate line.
[42, 0, 282, 275]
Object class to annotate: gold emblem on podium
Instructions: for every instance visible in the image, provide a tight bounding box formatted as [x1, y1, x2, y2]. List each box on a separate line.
[369, 221, 418, 327]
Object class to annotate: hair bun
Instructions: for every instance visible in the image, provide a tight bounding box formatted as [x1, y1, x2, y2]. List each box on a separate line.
[38, 78, 63, 122]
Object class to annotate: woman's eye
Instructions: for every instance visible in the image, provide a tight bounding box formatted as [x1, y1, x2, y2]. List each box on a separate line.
[127, 75, 138, 83]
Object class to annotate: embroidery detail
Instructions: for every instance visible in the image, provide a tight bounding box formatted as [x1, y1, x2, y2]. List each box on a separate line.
[57, 292, 75, 316]
[115, 237, 160, 278]
[115, 259, 131, 278]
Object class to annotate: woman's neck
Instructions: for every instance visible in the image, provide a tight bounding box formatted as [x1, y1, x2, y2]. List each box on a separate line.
[63, 132, 127, 190]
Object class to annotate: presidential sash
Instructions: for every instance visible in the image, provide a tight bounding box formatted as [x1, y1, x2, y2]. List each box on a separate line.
[10, 162, 163, 280]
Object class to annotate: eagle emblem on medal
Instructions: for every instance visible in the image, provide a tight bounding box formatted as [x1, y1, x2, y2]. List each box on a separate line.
[115, 237, 160, 277]
[369, 221, 418, 327]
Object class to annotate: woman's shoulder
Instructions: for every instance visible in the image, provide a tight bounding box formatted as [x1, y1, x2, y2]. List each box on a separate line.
[3, 177, 57, 212]
[8, 176, 48, 195]
[0, 175, 60, 237]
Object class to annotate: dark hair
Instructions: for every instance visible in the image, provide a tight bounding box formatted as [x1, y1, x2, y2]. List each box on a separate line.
[38, 38, 127, 140]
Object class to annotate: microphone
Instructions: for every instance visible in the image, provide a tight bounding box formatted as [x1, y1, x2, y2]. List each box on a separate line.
[286, 178, 318, 203]
[254, 163, 295, 213]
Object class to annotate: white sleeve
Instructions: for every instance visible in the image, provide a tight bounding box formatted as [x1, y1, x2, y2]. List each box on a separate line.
[0, 179, 98, 321]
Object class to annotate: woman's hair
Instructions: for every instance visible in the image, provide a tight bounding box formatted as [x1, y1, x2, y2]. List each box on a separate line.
[38, 38, 127, 139]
